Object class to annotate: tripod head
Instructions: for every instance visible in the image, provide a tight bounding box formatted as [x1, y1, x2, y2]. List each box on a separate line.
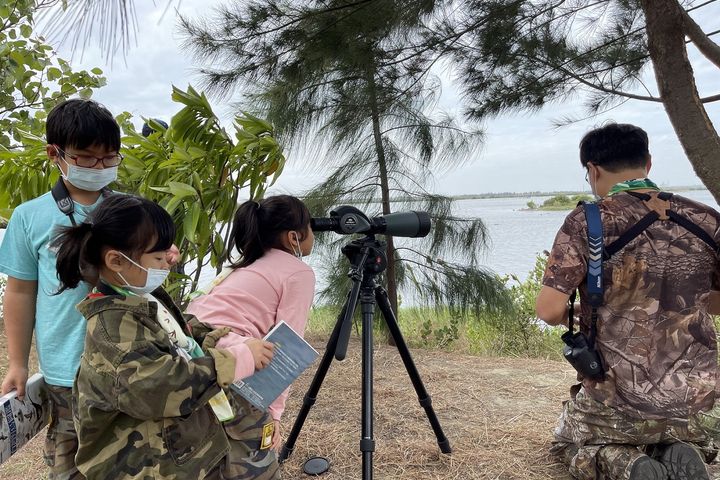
[341, 235, 388, 278]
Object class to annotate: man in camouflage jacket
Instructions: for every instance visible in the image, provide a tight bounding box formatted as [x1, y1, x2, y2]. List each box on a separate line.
[73, 286, 280, 480]
[536, 124, 720, 480]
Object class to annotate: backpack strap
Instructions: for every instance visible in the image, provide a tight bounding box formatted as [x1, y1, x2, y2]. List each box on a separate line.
[605, 191, 718, 256]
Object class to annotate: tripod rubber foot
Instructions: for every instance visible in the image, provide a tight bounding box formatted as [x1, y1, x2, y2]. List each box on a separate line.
[279, 445, 293, 463]
[438, 439, 452, 454]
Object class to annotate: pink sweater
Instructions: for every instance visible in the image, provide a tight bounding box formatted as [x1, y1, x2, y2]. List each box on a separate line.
[187, 248, 315, 420]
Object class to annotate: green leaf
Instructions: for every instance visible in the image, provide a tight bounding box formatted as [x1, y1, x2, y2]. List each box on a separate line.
[46, 66, 62, 81]
[167, 181, 197, 199]
[183, 202, 201, 241]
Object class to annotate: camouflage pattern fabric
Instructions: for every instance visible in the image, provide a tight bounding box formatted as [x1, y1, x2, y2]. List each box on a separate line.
[73, 292, 244, 480]
[552, 387, 719, 479]
[205, 393, 280, 479]
[543, 191, 720, 419]
[44, 385, 84, 480]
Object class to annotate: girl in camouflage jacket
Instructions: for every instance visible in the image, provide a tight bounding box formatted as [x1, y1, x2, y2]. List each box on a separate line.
[53, 194, 277, 480]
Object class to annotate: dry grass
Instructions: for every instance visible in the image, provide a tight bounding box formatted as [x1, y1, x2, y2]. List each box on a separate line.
[1, 329, 719, 479]
[277, 335, 574, 479]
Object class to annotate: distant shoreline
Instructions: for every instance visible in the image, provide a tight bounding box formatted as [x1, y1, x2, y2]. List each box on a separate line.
[450, 185, 708, 201]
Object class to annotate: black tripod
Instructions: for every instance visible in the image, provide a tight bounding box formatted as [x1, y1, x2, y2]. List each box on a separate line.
[280, 235, 452, 479]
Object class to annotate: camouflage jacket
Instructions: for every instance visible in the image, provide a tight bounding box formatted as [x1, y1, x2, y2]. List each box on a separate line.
[544, 191, 720, 419]
[74, 287, 238, 480]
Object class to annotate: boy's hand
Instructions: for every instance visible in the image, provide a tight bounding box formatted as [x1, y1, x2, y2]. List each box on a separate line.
[166, 244, 181, 266]
[245, 338, 274, 370]
[1, 366, 29, 399]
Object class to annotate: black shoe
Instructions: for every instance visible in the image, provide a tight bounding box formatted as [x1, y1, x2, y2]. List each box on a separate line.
[629, 455, 668, 480]
[659, 442, 710, 480]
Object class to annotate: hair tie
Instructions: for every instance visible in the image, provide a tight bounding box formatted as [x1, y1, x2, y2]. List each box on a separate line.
[253, 201, 261, 210]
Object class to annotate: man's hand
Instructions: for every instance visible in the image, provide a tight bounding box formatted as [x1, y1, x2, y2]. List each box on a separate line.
[245, 338, 274, 370]
[1, 365, 29, 399]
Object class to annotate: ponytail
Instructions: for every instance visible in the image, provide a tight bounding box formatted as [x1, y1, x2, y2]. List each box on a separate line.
[229, 195, 311, 269]
[228, 201, 265, 269]
[53, 222, 95, 293]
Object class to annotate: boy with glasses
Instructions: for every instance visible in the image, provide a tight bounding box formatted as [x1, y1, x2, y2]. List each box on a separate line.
[0, 99, 122, 479]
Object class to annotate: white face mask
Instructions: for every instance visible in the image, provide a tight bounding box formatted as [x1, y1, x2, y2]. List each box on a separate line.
[116, 252, 170, 295]
[60, 157, 117, 191]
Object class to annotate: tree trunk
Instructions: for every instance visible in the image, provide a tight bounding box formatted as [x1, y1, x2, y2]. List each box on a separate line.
[640, 0, 720, 204]
[367, 72, 400, 332]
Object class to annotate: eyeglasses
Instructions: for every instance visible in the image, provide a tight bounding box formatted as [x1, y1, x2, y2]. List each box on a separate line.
[54, 145, 124, 168]
[585, 169, 589, 184]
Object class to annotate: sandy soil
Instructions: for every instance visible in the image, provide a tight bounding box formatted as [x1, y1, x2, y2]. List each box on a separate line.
[1, 331, 718, 479]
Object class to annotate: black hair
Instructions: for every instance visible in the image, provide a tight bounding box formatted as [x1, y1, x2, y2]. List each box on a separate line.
[229, 195, 311, 269]
[53, 194, 175, 292]
[579, 123, 650, 172]
[46, 98, 121, 152]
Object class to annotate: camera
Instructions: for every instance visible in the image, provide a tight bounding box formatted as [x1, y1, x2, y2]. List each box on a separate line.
[561, 331, 605, 380]
[311, 205, 431, 238]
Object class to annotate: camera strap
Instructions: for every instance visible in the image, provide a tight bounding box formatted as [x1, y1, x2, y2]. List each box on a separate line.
[567, 202, 603, 348]
[51, 178, 111, 226]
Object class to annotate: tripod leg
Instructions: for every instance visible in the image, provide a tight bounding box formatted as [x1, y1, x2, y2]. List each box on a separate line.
[360, 290, 376, 480]
[374, 286, 452, 454]
[280, 293, 353, 462]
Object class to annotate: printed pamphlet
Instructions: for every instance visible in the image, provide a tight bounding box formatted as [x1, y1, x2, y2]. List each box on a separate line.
[230, 321, 318, 411]
[0, 373, 49, 464]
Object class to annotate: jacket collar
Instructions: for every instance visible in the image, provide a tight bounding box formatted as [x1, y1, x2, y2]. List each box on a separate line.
[77, 291, 156, 319]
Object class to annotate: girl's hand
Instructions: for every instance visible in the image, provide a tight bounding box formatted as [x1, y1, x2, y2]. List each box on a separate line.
[271, 419, 282, 452]
[245, 338, 274, 370]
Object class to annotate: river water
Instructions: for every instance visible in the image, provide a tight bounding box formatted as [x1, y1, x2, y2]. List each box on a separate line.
[454, 189, 719, 280]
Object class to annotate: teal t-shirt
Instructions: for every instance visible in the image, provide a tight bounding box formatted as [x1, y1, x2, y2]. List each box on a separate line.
[0, 192, 104, 387]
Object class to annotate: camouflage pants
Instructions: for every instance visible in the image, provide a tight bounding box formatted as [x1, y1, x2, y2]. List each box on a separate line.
[552, 387, 720, 480]
[205, 393, 281, 479]
[44, 385, 84, 480]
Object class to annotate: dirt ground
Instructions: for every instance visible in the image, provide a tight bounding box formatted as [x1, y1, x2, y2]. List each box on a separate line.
[1, 332, 719, 479]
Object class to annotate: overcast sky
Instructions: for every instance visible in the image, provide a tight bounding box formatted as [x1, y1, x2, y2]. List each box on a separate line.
[40, 1, 720, 196]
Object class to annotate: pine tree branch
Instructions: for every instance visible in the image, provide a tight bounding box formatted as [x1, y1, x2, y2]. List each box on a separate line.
[681, 7, 720, 68]
[232, 0, 378, 42]
[380, 123, 474, 136]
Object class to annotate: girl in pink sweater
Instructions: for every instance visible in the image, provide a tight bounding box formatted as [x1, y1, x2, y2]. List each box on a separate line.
[187, 195, 315, 458]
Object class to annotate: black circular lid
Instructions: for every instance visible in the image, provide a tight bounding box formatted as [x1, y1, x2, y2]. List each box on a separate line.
[303, 456, 330, 476]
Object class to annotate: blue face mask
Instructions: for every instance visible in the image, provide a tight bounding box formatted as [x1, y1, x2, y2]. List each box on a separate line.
[116, 252, 170, 295]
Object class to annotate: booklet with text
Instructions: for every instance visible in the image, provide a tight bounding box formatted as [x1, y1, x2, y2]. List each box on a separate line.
[230, 321, 319, 411]
[0, 373, 49, 465]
